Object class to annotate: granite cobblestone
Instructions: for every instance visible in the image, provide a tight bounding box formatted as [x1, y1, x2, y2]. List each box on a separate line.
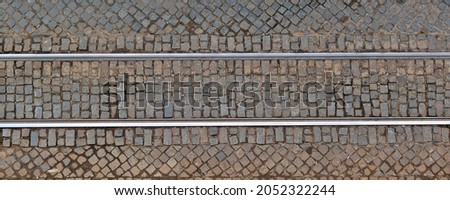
[1, 126, 449, 147]
[0, 0, 449, 181]
[2, 59, 450, 120]
[2, 1, 449, 37]
[0, 143, 447, 179]
[1, 33, 449, 53]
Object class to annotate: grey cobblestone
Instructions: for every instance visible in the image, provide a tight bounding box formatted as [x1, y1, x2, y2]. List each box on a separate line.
[0, 143, 447, 179]
[30, 131, 38, 147]
[0, 126, 445, 147]
[11, 130, 20, 145]
[2, 33, 449, 53]
[0, 0, 449, 51]
[5, 59, 449, 120]
[0, 0, 449, 181]
[65, 130, 75, 146]
[2, 129, 11, 137]
[275, 127, 284, 142]
[48, 129, 56, 147]
[86, 129, 95, 145]
[387, 128, 396, 144]
[256, 128, 265, 144]
[144, 129, 153, 146]
[163, 129, 172, 145]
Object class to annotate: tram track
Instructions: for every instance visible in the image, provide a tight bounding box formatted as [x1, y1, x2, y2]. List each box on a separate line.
[1, 52, 450, 61]
[1, 117, 450, 128]
[1, 52, 450, 128]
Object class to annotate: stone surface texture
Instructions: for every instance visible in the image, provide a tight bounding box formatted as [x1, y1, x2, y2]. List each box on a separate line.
[0, 0, 449, 180]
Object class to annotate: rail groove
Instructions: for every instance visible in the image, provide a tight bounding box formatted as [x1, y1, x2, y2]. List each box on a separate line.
[1, 52, 450, 61]
[0, 118, 449, 128]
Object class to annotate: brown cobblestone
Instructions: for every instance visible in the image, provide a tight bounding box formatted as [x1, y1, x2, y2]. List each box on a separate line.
[0, 0, 449, 182]
[2, 34, 449, 54]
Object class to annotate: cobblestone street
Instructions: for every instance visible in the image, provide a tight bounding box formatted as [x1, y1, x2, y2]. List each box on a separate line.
[0, 0, 449, 179]
[1, 0, 449, 36]
[1, 143, 448, 179]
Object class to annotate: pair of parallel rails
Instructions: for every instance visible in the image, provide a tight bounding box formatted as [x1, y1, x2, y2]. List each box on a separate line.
[1, 52, 450, 128]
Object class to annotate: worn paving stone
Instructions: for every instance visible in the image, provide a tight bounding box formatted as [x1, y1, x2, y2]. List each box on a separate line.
[1, 125, 447, 148]
[30, 131, 39, 147]
[65, 130, 75, 146]
[4, 60, 450, 121]
[1, 0, 449, 182]
[86, 130, 95, 145]
[0, 1, 449, 37]
[0, 143, 448, 179]
[256, 128, 265, 144]
[48, 130, 56, 147]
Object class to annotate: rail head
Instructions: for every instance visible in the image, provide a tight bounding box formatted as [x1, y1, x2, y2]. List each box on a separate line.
[1, 52, 450, 61]
[1, 118, 449, 128]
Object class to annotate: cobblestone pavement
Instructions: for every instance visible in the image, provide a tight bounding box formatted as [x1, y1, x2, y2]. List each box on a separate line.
[1, 60, 450, 120]
[0, 1, 449, 54]
[1, 32, 450, 53]
[0, 125, 449, 179]
[1, 0, 450, 180]
[1, 143, 449, 179]
[1, 126, 450, 148]
[1, 0, 450, 37]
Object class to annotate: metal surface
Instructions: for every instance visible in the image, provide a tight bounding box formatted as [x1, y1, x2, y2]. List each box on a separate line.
[1, 52, 450, 61]
[1, 118, 449, 128]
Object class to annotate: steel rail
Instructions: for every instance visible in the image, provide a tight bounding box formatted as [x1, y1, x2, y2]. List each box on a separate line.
[1, 52, 450, 61]
[1, 118, 449, 128]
